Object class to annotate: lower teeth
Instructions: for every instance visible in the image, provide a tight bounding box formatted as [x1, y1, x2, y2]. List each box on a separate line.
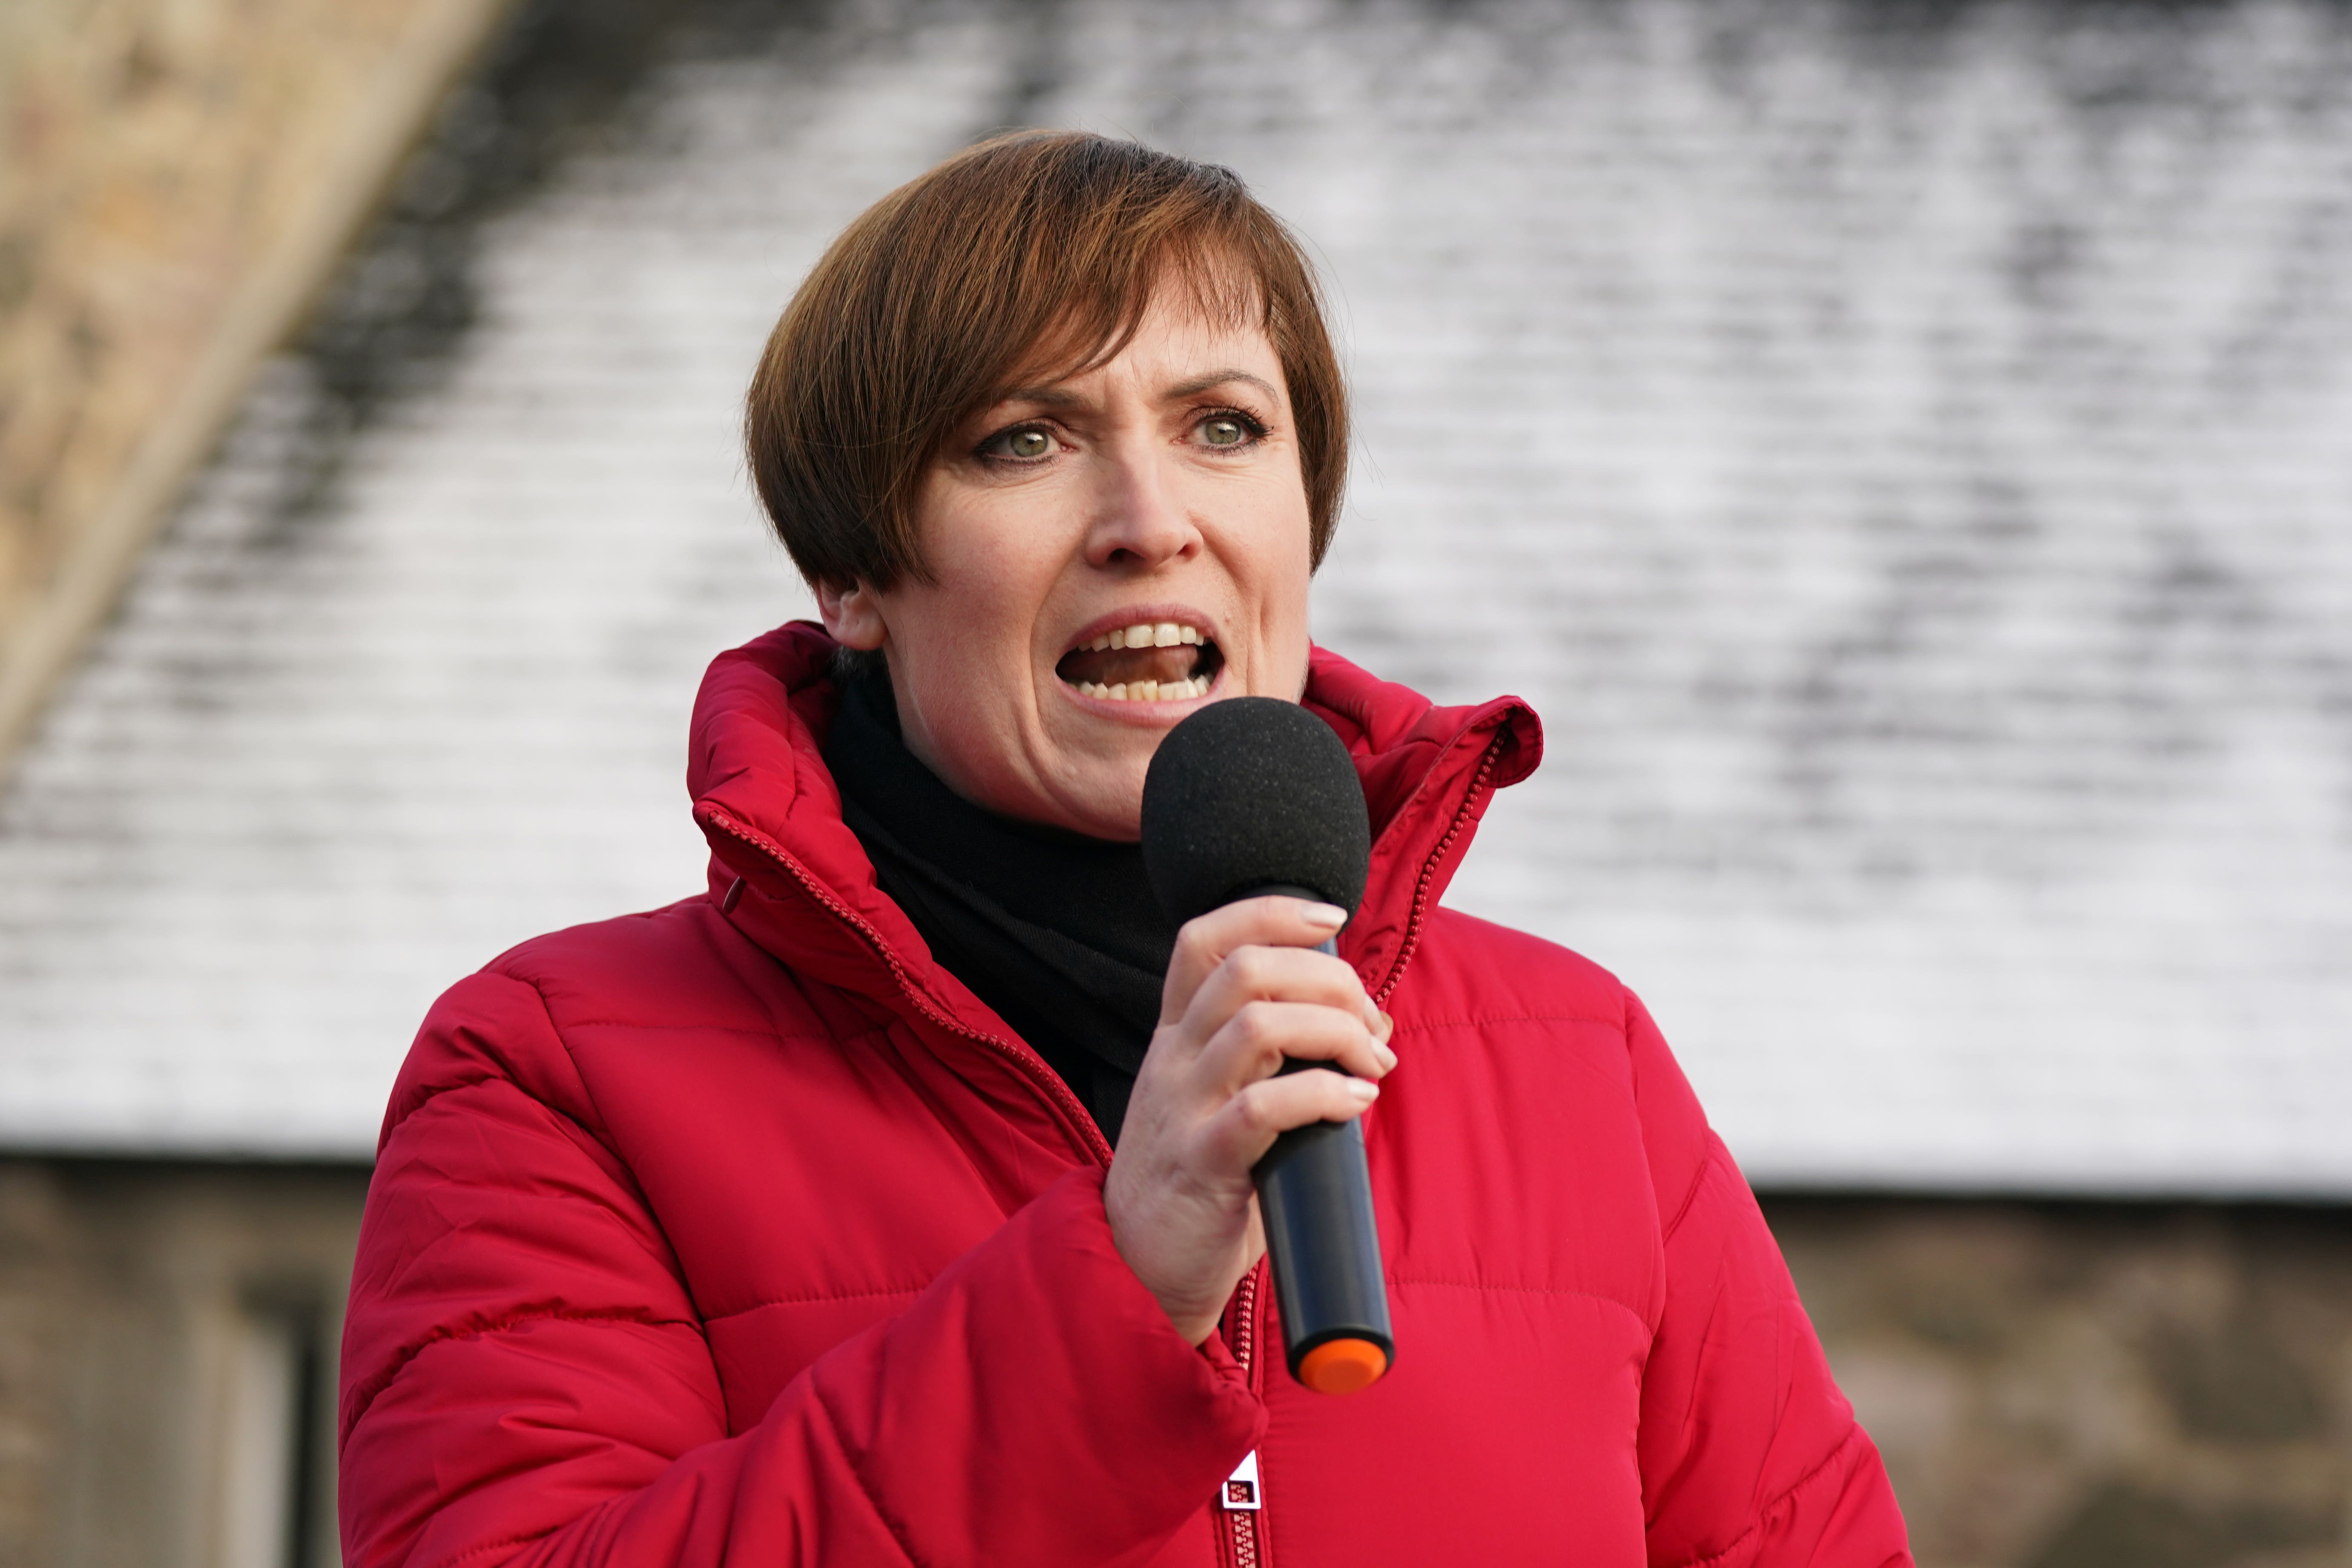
[1077, 675, 1206, 702]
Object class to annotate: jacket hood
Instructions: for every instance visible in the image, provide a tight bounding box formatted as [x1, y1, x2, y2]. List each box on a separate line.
[688, 621, 1541, 1043]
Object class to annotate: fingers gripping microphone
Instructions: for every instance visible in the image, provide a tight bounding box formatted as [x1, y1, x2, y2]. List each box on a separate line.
[1141, 698, 1393, 1396]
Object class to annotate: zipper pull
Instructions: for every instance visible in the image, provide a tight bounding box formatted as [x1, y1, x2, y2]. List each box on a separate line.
[1219, 1450, 1262, 1511]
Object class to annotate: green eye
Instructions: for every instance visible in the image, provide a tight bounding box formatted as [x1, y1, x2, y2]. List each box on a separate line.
[1202, 417, 1246, 447]
[1006, 429, 1050, 459]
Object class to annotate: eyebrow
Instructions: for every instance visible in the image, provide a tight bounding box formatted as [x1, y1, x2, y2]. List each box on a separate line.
[995, 368, 1282, 408]
[1164, 369, 1281, 402]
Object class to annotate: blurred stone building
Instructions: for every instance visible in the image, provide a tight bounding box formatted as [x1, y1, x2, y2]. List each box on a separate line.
[1, 0, 2348, 1564]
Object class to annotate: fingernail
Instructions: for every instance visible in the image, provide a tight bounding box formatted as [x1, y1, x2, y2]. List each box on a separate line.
[1347, 1078, 1379, 1102]
[1298, 902, 1347, 931]
[1375, 1009, 1396, 1042]
[1375, 1042, 1399, 1073]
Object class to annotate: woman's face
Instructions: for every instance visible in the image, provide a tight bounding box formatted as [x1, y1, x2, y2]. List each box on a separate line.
[818, 289, 1315, 841]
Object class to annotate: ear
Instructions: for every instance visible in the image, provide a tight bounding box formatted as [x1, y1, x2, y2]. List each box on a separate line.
[816, 578, 888, 652]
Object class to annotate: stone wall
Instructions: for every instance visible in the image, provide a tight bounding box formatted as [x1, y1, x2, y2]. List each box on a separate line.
[0, 0, 511, 767]
[1771, 1197, 2352, 1568]
[0, 1160, 367, 1568]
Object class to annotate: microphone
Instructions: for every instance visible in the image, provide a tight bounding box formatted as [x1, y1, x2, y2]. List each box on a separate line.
[1141, 697, 1393, 1395]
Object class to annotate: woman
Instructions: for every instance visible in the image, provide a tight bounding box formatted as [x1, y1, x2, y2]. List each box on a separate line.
[339, 132, 1910, 1567]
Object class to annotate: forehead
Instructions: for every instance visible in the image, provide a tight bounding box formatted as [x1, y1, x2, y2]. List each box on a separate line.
[1003, 278, 1285, 403]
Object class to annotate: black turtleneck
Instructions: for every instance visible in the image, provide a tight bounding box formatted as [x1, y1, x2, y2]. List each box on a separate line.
[824, 669, 1177, 1143]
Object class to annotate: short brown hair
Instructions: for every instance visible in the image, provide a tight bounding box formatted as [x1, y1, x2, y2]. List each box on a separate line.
[745, 131, 1348, 591]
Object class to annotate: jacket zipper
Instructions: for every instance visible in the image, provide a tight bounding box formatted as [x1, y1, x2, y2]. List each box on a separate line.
[1370, 725, 1511, 1009]
[1222, 1264, 1264, 1568]
[1221, 721, 1504, 1568]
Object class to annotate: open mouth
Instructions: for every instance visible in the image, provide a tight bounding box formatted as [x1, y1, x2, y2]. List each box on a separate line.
[1055, 619, 1225, 703]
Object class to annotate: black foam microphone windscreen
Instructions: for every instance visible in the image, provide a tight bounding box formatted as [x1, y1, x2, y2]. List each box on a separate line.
[1139, 697, 1371, 923]
[1140, 697, 1393, 1394]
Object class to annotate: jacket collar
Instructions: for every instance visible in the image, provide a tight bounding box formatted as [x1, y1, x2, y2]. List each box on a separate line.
[689, 621, 1541, 1043]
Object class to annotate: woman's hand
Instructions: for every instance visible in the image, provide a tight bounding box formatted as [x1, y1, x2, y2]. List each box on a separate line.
[1104, 896, 1397, 1345]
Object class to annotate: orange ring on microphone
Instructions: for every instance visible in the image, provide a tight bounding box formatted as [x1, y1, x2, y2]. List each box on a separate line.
[1298, 1337, 1390, 1394]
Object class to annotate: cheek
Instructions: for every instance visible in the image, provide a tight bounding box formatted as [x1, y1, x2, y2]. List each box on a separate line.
[885, 604, 1037, 802]
[896, 600, 1029, 740]
[1245, 497, 1316, 640]
[905, 506, 1059, 665]
[887, 508, 1064, 745]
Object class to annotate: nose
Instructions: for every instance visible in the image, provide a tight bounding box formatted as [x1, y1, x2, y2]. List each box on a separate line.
[1083, 437, 1200, 571]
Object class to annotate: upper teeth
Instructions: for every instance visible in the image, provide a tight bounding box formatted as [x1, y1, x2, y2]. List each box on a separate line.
[1078, 675, 1212, 702]
[1081, 622, 1206, 652]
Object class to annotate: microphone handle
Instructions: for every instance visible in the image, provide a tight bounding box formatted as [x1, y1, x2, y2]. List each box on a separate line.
[1249, 892, 1395, 1394]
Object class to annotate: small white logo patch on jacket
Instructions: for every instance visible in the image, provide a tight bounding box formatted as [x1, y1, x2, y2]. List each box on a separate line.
[1220, 1451, 1261, 1511]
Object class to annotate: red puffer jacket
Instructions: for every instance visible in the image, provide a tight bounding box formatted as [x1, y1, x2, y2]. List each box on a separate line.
[339, 622, 1910, 1568]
